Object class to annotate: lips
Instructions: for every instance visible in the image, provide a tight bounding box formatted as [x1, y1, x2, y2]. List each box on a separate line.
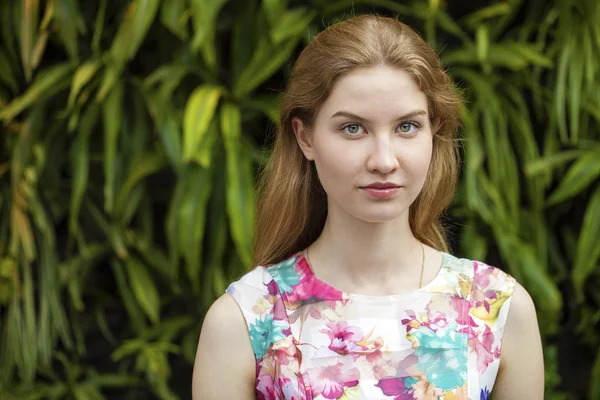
[361, 182, 401, 189]
[359, 183, 403, 199]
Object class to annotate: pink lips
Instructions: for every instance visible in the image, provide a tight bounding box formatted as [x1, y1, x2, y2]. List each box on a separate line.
[360, 182, 402, 199]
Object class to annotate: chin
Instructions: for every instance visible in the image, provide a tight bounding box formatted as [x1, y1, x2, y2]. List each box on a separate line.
[351, 206, 409, 224]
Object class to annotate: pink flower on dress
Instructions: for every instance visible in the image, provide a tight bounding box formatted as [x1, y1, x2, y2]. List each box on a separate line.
[320, 321, 365, 355]
[469, 325, 500, 372]
[286, 257, 345, 306]
[306, 357, 360, 399]
[375, 376, 415, 400]
[256, 372, 277, 399]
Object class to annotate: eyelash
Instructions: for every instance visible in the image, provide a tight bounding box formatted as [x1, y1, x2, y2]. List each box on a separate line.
[340, 120, 423, 136]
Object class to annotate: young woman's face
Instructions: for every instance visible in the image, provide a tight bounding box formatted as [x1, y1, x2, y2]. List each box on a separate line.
[294, 65, 434, 223]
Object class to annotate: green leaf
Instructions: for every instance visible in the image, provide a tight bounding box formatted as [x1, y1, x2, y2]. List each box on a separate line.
[110, 0, 160, 69]
[524, 150, 583, 176]
[182, 85, 223, 162]
[555, 39, 571, 142]
[241, 94, 280, 124]
[230, 0, 260, 82]
[68, 60, 101, 109]
[270, 8, 316, 46]
[263, 0, 286, 27]
[54, 0, 85, 60]
[435, 8, 470, 43]
[0, 49, 19, 93]
[85, 372, 139, 388]
[234, 36, 300, 98]
[221, 103, 255, 266]
[158, 113, 184, 174]
[498, 238, 562, 314]
[20, 0, 40, 81]
[462, 2, 512, 28]
[125, 257, 160, 325]
[69, 104, 100, 236]
[548, 151, 600, 205]
[192, 119, 219, 168]
[460, 219, 488, 262]
[568, 47, 584, 143]
[502, 41, 553, 68]
[475, 25, 489, 63]
[102, 80, 124, 214]
[116, 151, 167, 216]
[92, 0, 107, 52]
[112, 338, 146, 361]
[189, 0, 227, 53]
[159, 0, 188, 40]
[0, 63, 73, 122]
[86, 201, 129, 259]
[178, 165, 213, 292]
[572, 185, 600, 300]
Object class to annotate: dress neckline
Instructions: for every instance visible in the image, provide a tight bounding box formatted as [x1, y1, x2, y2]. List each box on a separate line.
[296, 251, 451, 302]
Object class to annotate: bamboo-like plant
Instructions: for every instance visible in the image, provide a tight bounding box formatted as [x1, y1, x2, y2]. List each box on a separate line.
[0, 0, 598, 398]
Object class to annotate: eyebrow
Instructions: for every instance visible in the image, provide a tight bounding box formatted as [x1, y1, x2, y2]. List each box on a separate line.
[330, 110, 428, 122]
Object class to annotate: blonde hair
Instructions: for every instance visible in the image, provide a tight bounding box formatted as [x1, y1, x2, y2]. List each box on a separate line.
[254, 15, 462, 266]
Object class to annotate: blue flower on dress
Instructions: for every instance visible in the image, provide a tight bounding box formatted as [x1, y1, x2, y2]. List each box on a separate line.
[249, 314, 287, 359]
[269, 258, 301, 293]
[480, 387, 491, 400]
[412, 321, 468, 391]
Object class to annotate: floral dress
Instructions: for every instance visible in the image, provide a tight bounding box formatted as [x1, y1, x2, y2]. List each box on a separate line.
[226, 252, 516, 400]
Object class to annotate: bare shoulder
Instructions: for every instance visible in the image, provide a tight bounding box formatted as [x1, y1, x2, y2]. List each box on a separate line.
[507, 281, 538, 322]
[493, 282, 544, 399]
[192, 293, 255, 400]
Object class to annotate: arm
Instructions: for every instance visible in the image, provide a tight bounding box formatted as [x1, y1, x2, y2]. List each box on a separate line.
[492, 282, 544, 399]
[192, 293, 256, 400]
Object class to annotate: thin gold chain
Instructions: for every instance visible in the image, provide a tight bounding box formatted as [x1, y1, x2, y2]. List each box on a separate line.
[305, 243, 427, 290]
[419, 242, 425, 289]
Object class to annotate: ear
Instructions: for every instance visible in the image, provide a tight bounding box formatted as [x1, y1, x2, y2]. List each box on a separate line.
[291, 116, 315, 161]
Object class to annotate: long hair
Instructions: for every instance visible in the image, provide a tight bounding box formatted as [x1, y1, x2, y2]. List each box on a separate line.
[254, 15, 462, 266]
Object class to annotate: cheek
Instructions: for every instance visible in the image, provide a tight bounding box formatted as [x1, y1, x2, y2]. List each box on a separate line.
[312, 139, 360, 189]
[405, 139, 434, 176]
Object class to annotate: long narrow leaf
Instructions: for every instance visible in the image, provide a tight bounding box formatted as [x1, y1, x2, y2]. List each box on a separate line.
[572, 185, 600, 300]
[220, 103, 255, 266]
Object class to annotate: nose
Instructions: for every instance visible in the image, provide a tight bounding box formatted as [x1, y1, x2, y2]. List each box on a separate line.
[366, 137, 399, 174]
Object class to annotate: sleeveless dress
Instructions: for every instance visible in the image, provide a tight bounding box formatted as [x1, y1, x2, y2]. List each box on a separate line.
[226, 252, 516, 400]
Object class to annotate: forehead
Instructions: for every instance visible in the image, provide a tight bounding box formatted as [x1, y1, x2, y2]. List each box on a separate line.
[320, 66, 429, 118]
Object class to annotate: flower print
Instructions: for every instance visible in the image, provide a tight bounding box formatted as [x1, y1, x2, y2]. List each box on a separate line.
[412, 376, 445, 400]
[370, 355, 398, 381]
[375, 376, 415, 399]
[469, 325, 500, 373]
[320, 321, 365, 354]
[480, 387, 491, 400]
[306, 357, 360, 399]
[285, 256, 345, 305]
[256, 372, 276, 400]
[272, 336, 298, 366]
[253, 296, 275, 314]
[269, 258, 302, 294]
[249, 313, 288, 359]
[470, 292, 511, 325]
[410, 322, 468, 391]
[426, 294, 458, 329]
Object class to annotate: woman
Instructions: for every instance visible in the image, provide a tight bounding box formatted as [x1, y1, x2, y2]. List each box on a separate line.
[193, 15, 544, 400]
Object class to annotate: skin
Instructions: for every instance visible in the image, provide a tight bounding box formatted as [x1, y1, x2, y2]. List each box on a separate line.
[192, 65, 544, 399]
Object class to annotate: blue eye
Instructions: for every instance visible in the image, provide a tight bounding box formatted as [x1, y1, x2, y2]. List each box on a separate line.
[398, 121, 421, 134]
[342, 123, 364, 136]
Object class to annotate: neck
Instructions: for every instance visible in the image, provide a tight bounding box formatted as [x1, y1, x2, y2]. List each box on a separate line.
[309, 205, 423, 288]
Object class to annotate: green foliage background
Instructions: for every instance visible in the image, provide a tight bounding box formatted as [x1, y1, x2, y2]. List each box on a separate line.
[0, 0, 599, 398]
